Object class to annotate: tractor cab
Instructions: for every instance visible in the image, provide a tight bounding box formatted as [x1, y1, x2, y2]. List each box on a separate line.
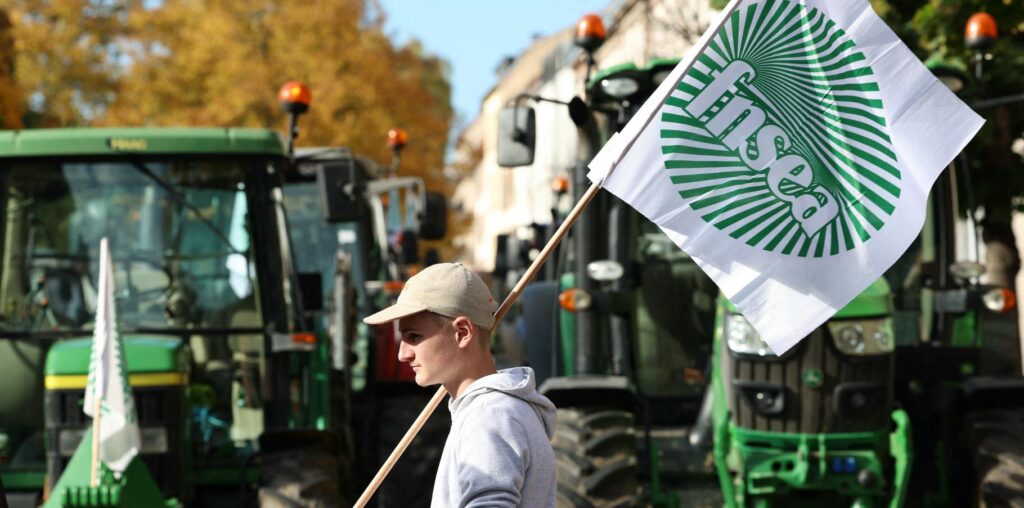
[280, 136, 450, 507]
[0, 128, 327, 507]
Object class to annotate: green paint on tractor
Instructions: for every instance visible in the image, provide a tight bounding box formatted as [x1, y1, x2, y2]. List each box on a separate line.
[0, 128, 284, 157]
[45, 337, 186, 376]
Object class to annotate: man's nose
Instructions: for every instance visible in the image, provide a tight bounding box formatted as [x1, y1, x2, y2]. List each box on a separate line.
[397, 339, 413, 363]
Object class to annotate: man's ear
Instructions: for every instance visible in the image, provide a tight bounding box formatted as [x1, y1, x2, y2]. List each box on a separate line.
[452, 316, 475, 349]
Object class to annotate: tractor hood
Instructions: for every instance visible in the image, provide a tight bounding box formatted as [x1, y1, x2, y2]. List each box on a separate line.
[720, 277, 892, 319]
[834, 278, 892, 318]
[45, 335, 187, 376]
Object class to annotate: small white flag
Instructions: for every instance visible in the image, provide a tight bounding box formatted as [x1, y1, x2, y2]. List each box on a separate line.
[83, 237, 140, 476]
[588, 0, 983, 353]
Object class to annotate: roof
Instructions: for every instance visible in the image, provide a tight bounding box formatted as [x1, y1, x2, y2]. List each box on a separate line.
[0, 127, 286, 158]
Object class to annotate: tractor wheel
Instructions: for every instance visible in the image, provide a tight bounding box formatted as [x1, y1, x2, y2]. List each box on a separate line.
[969, 409, 1024, 508]
[376, 394, 450, 508]
[258, 448, 342, 507]
[552, 408, 638, 508]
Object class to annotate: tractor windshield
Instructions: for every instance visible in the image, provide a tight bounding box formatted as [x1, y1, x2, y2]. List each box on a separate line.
[0, 159, 261, 333]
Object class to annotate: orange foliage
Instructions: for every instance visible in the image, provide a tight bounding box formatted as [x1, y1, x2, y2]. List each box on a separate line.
[0, 8, 23, 129]
[101, 0, 453, 193]
[6, 0, 452, 194]
[8, 0, 130, 127]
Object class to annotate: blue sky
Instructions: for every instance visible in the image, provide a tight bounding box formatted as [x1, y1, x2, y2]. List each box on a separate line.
[378, 0, 611, 125]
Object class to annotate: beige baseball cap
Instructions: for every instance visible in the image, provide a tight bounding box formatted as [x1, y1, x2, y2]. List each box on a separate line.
[363, 263, 498, 329]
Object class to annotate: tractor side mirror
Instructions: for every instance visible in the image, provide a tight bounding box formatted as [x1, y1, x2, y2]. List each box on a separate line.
[420, 191, 447, 240]
[568, 96, 589, 127]
[498, 105, 536, 167]
[316, 160, 364, 223]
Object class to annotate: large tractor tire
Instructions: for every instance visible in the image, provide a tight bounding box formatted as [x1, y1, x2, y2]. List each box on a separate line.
[552, 408, 638, 508]
[968, 409, 1024, 508]
[258, 431, 345, 508]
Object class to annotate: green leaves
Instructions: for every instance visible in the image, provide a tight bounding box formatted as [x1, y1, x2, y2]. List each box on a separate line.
[873, 0, 1024, 220]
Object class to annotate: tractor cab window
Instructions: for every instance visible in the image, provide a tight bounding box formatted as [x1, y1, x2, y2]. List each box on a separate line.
[0, 160, 260, 332]
[0, 158, 272, 477]
[282, 182, 375, 304]
[633, 217, 716, 400]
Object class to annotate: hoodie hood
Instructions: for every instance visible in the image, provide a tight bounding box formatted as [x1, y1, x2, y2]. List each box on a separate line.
[449, 366, 556, 438]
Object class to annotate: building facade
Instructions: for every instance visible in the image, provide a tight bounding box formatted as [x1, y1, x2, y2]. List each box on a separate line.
[453, 0, 715, 272]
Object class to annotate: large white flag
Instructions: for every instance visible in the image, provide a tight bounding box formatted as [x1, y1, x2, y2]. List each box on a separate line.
[83, 237, 140, 476]
[588, 0, 983, 353]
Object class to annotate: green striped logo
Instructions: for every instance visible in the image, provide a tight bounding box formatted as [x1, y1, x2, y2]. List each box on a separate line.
[660, 0, 899, 257]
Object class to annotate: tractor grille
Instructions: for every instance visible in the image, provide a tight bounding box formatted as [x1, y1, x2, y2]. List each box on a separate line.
[722, 327, 893, 433]
[45, 385, 186, 499]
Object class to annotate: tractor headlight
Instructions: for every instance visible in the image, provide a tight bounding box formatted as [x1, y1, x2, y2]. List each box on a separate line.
[982, 288, 1016, 313]
[600, 76, 640, 99]
[587, 260, 624, 282]
[835, 324, 865, 354]
[724, 313, 775, 357]
[828, 319, 894, 356]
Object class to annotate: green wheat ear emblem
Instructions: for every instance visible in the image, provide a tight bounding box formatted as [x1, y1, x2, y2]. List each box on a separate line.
[802, 368, 824, 388]
[661, 0, 900, 258]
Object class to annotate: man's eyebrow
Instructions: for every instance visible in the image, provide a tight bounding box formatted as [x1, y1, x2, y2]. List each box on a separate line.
[397, 324, 422, 334]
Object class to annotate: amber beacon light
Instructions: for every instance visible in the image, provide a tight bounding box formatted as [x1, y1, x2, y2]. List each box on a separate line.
[387, 128, 408, 151]
[278, 81, 312, 158]
[575, 14, 606, 52]
[278, 81, 312, 115]
[964, 12, 997, 52]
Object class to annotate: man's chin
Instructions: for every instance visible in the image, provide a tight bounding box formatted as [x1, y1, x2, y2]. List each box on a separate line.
[414, 376, 445, 389]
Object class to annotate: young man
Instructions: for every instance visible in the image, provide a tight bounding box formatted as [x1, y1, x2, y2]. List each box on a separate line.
[364, 263, 556, 507]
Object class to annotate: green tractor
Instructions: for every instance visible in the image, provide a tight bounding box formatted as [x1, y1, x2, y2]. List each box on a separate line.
[709, 156, 1022, 507]
[705, 73, 1024, 508]
[0, 125, 354, 507]
[280, 140, 450, 508]
[498, 17, 721, 507]
[695, 10, 1024, 507]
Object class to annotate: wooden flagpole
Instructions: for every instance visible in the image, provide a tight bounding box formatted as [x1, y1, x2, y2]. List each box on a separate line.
[353, 2, 750, 502]
[353, 182, 603, 508]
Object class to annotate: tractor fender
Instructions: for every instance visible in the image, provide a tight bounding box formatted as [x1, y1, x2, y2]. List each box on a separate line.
[539, 375, 635, 412]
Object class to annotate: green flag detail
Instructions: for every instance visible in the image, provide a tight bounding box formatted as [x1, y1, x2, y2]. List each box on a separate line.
[587, 0, 982, 353]
[661, 0, 899, 258]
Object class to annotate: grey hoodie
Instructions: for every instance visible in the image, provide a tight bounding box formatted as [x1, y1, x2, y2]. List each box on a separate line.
[431, 367, 556, 507]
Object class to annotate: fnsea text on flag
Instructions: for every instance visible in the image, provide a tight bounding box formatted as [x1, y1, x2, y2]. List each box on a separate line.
[588, 0, 982, 353]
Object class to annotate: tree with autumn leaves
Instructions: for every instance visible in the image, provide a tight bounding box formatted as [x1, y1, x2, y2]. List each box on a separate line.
[867, 1, 1024, 287]
[2, 0, 454, 195]
[0, 8, 23, 129]
[3, 0, 461, 260]
[870, 0, 1024, 224]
